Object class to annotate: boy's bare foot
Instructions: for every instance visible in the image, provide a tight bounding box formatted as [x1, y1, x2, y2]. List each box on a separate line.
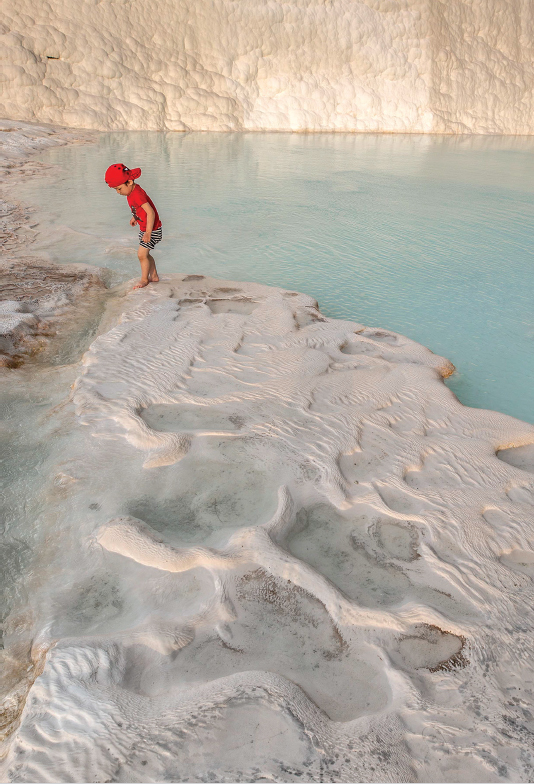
[134, 279, 149, 289]
[148, 273, 160, 282]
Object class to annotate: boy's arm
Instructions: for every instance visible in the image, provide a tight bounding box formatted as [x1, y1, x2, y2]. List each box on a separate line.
[142, 202, 155, 241]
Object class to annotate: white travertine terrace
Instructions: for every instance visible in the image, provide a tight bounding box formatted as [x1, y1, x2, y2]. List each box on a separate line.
[3, 275, 534, 782]
[2, 0, 534, 133]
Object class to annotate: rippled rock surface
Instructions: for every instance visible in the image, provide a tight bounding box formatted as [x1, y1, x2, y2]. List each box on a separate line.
[2, 276, 534, 782]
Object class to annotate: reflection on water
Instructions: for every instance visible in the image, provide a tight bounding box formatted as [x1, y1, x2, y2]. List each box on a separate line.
[16, 132, 534, 423]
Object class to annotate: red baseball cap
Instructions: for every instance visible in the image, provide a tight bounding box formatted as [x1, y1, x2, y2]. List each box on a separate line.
[105, 163, 141, 187]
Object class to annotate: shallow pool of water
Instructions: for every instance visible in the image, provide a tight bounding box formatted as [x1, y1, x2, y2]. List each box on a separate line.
[19, 132, 534, 423]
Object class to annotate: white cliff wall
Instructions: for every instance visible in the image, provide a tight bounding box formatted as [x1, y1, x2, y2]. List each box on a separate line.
[1, 0, 533, 133]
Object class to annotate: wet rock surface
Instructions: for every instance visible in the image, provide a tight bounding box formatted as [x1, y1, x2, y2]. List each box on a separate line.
[0, 256, 107, 366]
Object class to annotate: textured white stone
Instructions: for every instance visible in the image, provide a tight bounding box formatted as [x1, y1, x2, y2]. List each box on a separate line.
[1, 0, 533, 133]
[2, 275, 534, 782]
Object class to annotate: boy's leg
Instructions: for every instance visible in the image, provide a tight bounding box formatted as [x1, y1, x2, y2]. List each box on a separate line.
[135, 246, 151, 289]
[148, 252, 159, 282]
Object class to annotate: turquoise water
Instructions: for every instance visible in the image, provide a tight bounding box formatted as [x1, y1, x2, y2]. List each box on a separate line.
[19, 132, 534, 423]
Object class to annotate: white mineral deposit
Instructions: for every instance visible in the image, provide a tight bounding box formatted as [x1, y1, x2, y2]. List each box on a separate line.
[1, 0, 534, 133]
[1, 269, 534, 782]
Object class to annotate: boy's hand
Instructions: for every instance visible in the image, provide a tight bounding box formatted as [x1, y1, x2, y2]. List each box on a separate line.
[143, 231, 152, 244]
[130, 217, 137, 227]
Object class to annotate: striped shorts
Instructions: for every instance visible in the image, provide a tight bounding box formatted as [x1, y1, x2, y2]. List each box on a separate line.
[139, 226, 163, 250]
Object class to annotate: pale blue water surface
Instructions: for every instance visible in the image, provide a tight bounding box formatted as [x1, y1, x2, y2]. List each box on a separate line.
[19, 132, 534, 423]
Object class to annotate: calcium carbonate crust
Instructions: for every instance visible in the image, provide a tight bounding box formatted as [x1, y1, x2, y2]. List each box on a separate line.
[2, 0, 534, 133]
[2, 275, 534, 783]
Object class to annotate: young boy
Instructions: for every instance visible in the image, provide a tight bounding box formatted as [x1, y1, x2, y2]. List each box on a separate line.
[105, 164, 162, 289]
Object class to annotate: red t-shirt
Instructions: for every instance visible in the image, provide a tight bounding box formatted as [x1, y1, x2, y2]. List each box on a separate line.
[127, 184, 162, 232]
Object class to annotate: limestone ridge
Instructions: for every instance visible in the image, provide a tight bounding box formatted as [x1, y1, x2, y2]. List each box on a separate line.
[3, 275, 534, 782]
[1, 0, 533, 133]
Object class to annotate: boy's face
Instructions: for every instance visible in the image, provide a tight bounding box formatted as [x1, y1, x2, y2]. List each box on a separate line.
[115, 180, 135, 195]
